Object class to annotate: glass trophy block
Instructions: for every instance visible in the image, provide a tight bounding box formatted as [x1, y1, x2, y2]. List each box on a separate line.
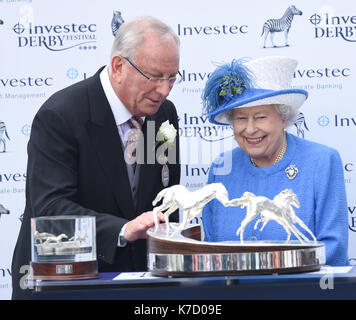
[30, 216, 99, 280]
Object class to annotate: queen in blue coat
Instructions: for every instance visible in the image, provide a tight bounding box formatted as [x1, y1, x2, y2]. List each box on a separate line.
[201, 56, 349, 266]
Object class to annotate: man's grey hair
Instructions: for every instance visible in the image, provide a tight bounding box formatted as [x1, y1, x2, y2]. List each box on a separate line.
[110, 16, 180, 63]
[275, 104, 299, 127]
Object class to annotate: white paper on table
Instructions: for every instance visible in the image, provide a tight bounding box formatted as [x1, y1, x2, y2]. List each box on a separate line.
[306, 266, 352, 275]
[113, 272, 158, 281]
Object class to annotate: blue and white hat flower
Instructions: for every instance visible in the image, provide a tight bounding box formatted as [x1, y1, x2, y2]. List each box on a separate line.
[202, 56, 308, 125]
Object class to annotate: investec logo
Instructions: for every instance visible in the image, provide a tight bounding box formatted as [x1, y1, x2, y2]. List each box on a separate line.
[12, 22, 97, 51]
[177, 22, 248, 37]
[317, 114, 356, 128]
[309, 12, 356, 42]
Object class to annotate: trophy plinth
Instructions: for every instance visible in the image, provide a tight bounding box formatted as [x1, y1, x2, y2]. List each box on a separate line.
[30, 261, 99, 281]
[147, 223, 325, 277]
[30, 216, 99, 281]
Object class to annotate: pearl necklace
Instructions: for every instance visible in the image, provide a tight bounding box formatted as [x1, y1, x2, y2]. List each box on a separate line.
[250, 136, 287, 167]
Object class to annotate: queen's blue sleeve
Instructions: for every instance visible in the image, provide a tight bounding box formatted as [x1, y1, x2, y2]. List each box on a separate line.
[314, 148, 349, 266]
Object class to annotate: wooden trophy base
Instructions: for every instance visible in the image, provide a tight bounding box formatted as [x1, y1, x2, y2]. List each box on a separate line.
[147, 223, 326, 277]
[30, 261, 99, 281]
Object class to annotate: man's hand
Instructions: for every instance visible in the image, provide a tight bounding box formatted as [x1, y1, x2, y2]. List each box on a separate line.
[124, 211, 165, 242]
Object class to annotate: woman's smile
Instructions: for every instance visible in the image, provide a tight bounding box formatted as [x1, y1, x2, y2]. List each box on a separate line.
[232, 105, 287, 167]
[245, 136, 265, 145]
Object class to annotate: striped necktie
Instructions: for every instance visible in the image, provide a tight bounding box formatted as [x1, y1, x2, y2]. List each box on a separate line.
[124, 116, 143, 172]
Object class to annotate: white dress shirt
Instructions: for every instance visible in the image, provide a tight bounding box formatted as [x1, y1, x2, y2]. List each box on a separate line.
[99, 66, 144, 247]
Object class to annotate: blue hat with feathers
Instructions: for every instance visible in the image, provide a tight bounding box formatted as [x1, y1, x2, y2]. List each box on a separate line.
[202, 56, 308, 125]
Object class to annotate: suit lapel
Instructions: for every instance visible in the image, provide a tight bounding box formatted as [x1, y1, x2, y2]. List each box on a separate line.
[138, 115, 155, 181]
[85, 68, 136, 219]
[136, 113, 161, 213]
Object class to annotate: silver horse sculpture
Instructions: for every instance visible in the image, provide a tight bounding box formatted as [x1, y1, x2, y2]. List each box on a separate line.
[152, 183, 229, 237]
[227, 189, 317, 243]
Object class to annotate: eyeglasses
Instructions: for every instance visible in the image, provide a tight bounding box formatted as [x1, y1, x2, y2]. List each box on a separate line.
[123, 56, 182, 86]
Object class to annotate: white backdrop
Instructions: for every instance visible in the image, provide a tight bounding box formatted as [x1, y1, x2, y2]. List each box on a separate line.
[0, 0, 355, 299]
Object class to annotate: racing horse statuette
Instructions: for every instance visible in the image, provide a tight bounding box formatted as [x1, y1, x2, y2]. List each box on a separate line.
[226, 189, 317, 243]
[152, 183, 316, 244]
[152, 183, 229, 237]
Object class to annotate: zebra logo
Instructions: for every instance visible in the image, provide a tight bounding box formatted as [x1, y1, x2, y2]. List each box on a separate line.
[293, 112, 309, 138]
[0, 121, 10, 153]
[261, 5, 303, 48]
[111, 10, 124, 37]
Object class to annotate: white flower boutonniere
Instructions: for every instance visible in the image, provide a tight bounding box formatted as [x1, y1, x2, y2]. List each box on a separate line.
[155, 121, 177, 187]
[155, 120, 177, 148]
